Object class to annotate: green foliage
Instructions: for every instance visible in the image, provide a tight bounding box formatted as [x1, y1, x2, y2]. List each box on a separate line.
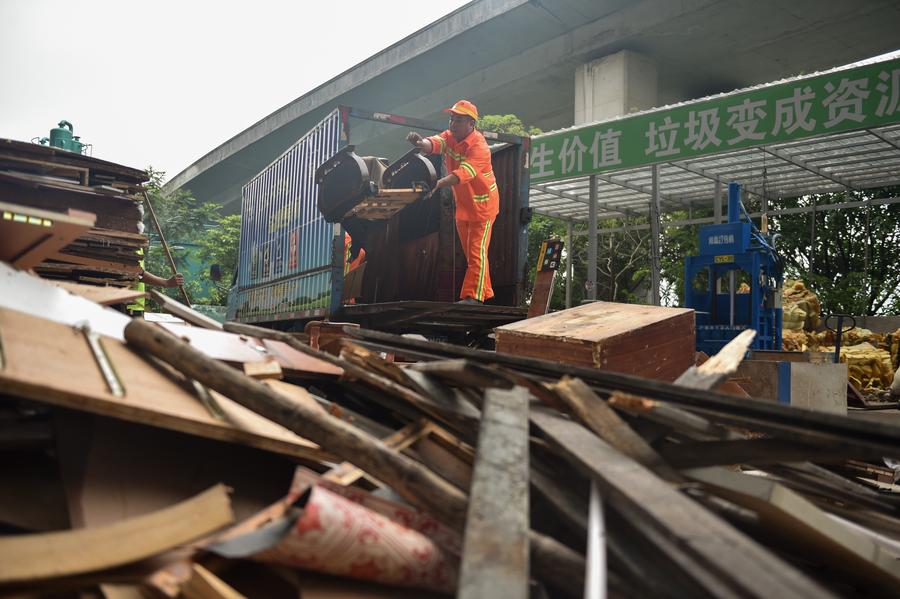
[659, 208, 709, 306]
[143, 167, 240, 306]
[196, 214, 242, 305]
[478, 114, 542, 137]
[768, 187, 900, 316]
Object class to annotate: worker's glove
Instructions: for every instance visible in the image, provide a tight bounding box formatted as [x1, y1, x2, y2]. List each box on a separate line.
[406, 132, 422, 145]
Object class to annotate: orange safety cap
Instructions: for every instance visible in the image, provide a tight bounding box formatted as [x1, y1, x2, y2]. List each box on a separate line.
[444, 100, 479, 121]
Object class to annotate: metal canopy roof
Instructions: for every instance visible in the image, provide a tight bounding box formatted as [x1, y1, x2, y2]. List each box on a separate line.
[528, 55, 900, 222]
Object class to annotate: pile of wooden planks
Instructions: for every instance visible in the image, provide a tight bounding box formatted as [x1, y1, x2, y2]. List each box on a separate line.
[0, 138, 148, 286]
[2, 271, 900, 598]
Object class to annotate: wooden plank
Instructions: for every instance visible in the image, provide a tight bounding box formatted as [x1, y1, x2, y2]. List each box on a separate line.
[323, 420, 433, 486]
[685, 466, 900, 592]
[182, 564, 247, 599]
[675, 329, 756, 390]
[0, 308, 327, 462]
[530, 407, 834, 599]
[48, 250, 142, 272]
[0, 200, 95, 268]
[50, 280, 146, 306]
[458, 387, 530, 599]
[242, 359, 283, 380]
[0, 484, 233, 584]
[549, 377, 680, 482]
[149, 290, 222, 330]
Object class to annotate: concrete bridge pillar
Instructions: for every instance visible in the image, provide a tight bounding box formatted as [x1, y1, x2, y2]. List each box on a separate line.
[574, 49, 658, 125]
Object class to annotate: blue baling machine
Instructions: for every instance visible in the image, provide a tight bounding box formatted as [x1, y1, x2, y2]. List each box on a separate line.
[684, 182, 784, 355]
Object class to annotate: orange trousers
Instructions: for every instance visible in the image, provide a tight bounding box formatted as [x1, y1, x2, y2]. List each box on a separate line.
[456, 218, 494, 302]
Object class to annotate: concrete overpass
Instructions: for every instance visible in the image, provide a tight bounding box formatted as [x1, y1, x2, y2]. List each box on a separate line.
[165, 0, 900, 211]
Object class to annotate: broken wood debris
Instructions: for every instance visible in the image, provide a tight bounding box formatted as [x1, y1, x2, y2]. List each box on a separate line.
[2, 283, 900, 597]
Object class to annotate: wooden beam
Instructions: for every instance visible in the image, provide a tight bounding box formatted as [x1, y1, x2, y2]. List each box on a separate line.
[548, 377, 680, 482]
[674, 329, 756, 390]
[458, 387, 530, 599]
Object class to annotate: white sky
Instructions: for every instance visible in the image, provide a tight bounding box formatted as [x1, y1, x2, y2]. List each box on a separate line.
[0, 0, 470, 182]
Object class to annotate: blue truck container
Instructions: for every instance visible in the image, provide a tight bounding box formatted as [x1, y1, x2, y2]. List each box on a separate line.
[227, 106, 531, 329]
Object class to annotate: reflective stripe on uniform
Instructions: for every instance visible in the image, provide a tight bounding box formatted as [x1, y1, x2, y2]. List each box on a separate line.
[475, 219, 492, 301]
[447, 148, 465, 162]
[473, 193, 490, 202]
[430, 136, 446, 154]
[460, 162, 477, 178]
[483, 171, 493, 178]
[489, 182, 498, 191]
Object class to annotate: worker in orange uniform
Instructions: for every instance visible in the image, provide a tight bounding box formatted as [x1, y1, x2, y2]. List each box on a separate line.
[406, 100, 498, 305]
[344, 232, 366, 274]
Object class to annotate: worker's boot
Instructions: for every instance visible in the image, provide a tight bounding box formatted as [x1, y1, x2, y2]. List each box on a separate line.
[456, 297, 483, 305]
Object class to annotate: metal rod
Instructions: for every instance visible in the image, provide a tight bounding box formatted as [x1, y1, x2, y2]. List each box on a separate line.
[649, 165, 661, 306]
[729, 269, 736, 328]
[584, 480, 607, 599]
[566, 220, 573, 309]
[141, 190, 191, 306]
[809, 195, 817, 279]
[588, 175, 598, 301]
[714, 178, 722, 224]
[563, 195, 900, 234]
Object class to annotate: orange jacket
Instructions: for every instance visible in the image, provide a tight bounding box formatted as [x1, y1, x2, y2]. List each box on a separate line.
[427, 129, 499, 221]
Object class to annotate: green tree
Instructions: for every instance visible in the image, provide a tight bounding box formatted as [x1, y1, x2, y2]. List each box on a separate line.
[478, 114, 542, 138]
[142, 167, 238, 306]
[196, 214, 242, 305]
[769, 187, 900, 315]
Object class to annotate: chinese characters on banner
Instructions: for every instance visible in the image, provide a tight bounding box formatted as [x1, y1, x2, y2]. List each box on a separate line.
[530, 58, 900, 183]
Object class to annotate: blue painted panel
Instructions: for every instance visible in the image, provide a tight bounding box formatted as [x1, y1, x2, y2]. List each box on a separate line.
[777, 361, 792, 405]
[227, 109, 342, 322]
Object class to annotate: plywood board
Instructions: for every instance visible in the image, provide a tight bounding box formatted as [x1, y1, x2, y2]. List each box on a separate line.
[0, 200, 95, 268]
[497, 301, 695, 381]
[159, 323, 342, 378]
[0, 307, 328, 462]
[51, 280, 146, 305]
[0, 261, 131, 341]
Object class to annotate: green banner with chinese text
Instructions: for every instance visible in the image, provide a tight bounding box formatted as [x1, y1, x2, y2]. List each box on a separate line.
[530, 58, 900, 183]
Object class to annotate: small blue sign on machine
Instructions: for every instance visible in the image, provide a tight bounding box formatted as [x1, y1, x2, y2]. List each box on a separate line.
[698, 222, 750, 256]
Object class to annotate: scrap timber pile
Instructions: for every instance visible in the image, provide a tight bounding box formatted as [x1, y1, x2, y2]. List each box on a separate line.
[0, 139, 148, 286]
[2, 269, 900, 598]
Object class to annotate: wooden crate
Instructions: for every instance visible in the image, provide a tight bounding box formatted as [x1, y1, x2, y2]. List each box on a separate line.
[495, 301, 695, 381]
